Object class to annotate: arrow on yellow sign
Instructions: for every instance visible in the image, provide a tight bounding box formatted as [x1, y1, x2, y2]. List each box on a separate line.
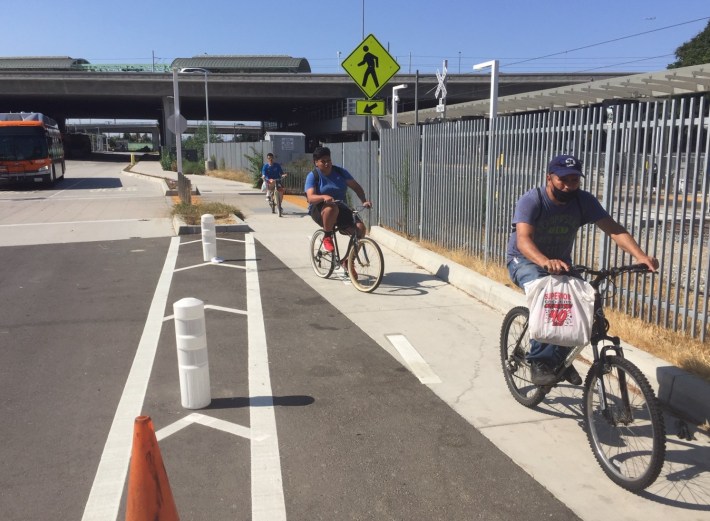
[356, 99, 386, 116]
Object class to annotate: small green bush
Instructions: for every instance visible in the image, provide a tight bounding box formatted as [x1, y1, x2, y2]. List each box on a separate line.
[183, 160, 205, 175]
[244, 146, 264, 188]
[160, 150, 174, 171]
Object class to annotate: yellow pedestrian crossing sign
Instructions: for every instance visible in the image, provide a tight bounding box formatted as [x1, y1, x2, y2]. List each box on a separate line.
[356, 99, 386, 116]
[342, 34, 400, 99]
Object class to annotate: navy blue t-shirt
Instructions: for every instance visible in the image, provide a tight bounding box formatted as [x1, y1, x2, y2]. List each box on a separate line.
[506, 187, 609, 264]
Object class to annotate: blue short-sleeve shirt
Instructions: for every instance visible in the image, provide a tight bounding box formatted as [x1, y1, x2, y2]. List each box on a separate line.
[304, 165, 353, 205]
[262, 162, 284, 180]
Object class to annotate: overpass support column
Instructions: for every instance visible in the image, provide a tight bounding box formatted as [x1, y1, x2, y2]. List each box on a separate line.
[151, 129, 160, 151]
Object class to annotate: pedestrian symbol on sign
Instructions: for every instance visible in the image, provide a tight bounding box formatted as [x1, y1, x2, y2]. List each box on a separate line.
[358, 46, 379, 89]
[342, 34, 400, 99]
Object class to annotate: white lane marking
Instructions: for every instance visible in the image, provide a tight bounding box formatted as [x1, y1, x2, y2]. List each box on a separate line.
[156, 413, 261, 441]
[81, 236, 180, 521]
[162, 304, 247, 322]
[386, 334, 442, 385]
[205, 304, 248, 315]
[174, 262, 246, 272]
[246, 232, 287, 521]
[218, 237, 246, 243]
[0, 218, 164, 228]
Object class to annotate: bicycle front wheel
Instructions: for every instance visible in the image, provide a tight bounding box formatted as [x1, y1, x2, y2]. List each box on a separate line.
[499, 306, 547, 407]
[582, 355, 666, 491]
[275, 189, 282, 216]
[348, 237, 384, 292]
[309, 230, 334, 278]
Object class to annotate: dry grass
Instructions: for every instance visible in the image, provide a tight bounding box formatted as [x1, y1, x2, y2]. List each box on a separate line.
[171, 199, 243, 225]
[206, 168, 253, 184]
[417, 238, 710, 385]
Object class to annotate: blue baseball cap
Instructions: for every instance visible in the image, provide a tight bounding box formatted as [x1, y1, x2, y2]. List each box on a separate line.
[548, 154, 584, 177]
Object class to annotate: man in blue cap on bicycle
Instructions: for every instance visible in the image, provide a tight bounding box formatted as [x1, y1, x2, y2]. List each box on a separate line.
[507, 154, 658, 386]
[304, 146, 372, 257]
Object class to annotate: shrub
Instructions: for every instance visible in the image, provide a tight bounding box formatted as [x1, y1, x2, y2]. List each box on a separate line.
[244, 146, 264, 188]
[160, 150, 174, 171]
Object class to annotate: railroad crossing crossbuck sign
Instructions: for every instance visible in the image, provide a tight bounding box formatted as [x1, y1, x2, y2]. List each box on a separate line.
[342, 34, 400, 99]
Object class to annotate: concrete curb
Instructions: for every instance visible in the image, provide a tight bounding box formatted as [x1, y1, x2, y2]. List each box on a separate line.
[369, 225, 710, 425]
[171, 214, 249, 235]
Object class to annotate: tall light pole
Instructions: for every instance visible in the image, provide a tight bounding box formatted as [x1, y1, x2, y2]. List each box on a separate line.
[180, 67, 211, 170]
[473, 60, 499, 262]
[391, 84, 408, 128]
[171, 68, 189, 203]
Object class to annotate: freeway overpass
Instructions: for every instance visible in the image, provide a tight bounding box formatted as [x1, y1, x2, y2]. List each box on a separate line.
[0, 70, 629, 144]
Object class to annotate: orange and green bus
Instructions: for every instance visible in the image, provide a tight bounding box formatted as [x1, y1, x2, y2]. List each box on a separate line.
[0, 112, 66, 185]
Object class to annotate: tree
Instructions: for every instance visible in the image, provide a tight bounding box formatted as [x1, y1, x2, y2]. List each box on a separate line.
[668, 20, 710, 69]
[183, 124, 223, 161]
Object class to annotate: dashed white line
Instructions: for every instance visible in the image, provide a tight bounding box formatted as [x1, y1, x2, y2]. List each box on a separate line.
[386, 334, 442, 384]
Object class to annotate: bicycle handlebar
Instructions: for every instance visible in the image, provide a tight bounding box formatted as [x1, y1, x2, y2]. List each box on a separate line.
[571, 263, 650, 277]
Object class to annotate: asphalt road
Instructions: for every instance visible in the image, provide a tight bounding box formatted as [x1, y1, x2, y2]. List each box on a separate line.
[0, 158, 580, 520]
[1, 156, 707, 520]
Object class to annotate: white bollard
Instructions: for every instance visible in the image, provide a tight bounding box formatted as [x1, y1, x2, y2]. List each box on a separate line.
[173, 297, 211, 409]
[201, 213, 217, 262]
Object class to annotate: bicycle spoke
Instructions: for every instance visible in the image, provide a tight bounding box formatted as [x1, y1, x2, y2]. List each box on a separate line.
[583, 356, 665, 491]
[500, 307, 547, 407]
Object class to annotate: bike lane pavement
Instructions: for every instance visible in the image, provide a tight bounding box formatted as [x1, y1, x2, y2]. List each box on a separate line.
[109, 230, 578, 520]
[192, 175, 709, 521]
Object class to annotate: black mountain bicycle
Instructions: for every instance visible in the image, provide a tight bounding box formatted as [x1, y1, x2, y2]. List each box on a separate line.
[500, 264, 666, 492]
[309, 205, 384, 293]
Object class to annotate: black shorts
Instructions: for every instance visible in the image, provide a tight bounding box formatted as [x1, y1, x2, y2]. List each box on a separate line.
[309, 201, 361, 231]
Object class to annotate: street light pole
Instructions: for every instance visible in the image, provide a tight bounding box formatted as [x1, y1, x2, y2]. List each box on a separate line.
[391, 84, 408, 128]
[171, 68, 189, 204]
[473, 60, 499, 263]
[180, 67, 211, 170]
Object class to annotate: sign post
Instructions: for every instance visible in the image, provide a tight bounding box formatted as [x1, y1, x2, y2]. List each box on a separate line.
[342, 34, 401, 225]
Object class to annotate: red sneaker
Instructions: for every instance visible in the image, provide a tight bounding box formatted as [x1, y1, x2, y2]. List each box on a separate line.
[322, 235, 334, 252]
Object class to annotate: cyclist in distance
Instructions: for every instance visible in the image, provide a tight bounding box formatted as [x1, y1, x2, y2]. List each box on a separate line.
[507, 154, 658, 386]
[262, 153, 286, 210]
[304, 146, 372, 255]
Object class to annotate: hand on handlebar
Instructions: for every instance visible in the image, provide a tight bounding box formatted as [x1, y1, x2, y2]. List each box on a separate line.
[362, 201, 373, 209]
[636, 255, 659, 272]
[543, 259, 570, 275]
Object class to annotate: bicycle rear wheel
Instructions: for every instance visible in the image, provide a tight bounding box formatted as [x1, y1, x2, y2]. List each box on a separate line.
[499, 306, 547, 407]
[582, 355, 666, 491]
[309, 229, 334, 278]
[348, 237, 384, 292]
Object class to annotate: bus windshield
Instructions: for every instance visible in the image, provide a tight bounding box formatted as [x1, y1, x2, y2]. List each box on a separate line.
[0, 128, 49, 161]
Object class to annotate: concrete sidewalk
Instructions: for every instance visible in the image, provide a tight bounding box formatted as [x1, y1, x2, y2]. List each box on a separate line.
[129, 158, 710, 427]
[128, 158, 710, 519]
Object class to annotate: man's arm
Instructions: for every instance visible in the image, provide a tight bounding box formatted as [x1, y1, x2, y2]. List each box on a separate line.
[595, 217, 658, 271]
[346, 179, 372, 208]
[306, 186, 334, 205]
[515, 222, 569, 273]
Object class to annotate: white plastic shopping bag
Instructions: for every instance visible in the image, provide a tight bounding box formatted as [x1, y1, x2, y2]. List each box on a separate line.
[524, 275, 595, 347]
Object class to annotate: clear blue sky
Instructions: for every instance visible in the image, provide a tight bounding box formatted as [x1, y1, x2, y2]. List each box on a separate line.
[2, 0, 708, 74]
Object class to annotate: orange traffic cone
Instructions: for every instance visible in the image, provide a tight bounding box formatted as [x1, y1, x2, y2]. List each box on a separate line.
[125, 416, 180, 521]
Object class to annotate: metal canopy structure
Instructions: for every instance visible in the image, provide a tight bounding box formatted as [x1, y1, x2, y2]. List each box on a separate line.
[397, 63, 710, 124]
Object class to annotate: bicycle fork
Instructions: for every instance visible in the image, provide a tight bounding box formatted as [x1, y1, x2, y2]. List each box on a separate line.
[592, 343, 634, 426]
